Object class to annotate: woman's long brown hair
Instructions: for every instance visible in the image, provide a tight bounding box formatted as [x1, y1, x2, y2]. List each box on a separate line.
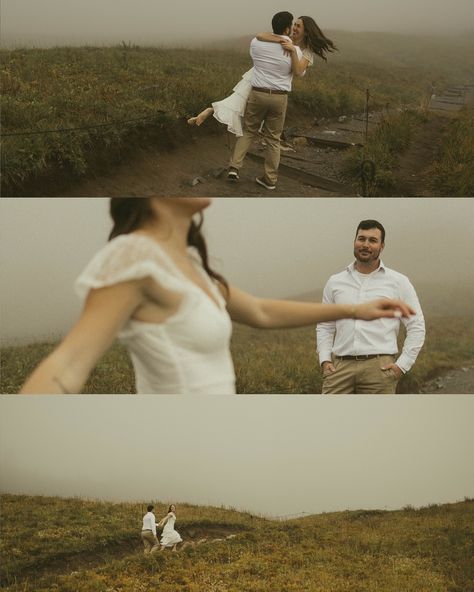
[299, 16, 337, 61]
[108, 198, 228, 291]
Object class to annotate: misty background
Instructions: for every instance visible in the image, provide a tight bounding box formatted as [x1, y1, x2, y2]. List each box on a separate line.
[1, 0, 474, 47]
[1, 395, 473, 516]
[1, 197, 473, 345]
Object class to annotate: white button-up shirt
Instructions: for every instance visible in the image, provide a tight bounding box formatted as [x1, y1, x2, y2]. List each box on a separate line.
[250, 37, 302, 91]
[142, 511, 157, 535]
[316, 261, 425, 373]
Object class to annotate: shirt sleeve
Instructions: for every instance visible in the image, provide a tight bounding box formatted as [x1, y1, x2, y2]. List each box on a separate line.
[151, 514, 157, 536]
[396, 276, 426, 373]
[316, 279, 336, 365]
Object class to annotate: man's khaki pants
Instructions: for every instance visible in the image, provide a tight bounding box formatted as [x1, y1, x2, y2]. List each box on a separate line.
[229, 89, 288, 185]
[141, 530, 160, 554]
[322, 355, 399, 394]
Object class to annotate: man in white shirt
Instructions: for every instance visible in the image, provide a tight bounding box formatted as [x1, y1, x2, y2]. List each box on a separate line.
[316, 220, 425, 394]
[228, 11, 302, 190]
[141, 505, 159, 554]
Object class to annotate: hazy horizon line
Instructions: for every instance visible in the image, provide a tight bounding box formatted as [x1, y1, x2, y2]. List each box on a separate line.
[1, 27, 473, 50]
[1, 489, 470, 520]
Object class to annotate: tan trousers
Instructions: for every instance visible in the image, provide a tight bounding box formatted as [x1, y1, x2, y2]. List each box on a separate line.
[141, 530, 159, 554]
[229, 89, 288, 185]
[322, 355, 399, 394]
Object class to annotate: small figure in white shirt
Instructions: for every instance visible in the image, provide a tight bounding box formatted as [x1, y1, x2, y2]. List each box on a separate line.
[141, 505, 160, 555]
[317, 219, 426, 394]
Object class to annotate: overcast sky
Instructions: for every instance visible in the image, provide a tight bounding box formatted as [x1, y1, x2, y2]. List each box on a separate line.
[1, 0, 474, 46]
[1, 395, 473, 516]
[1, 197, 473, 344]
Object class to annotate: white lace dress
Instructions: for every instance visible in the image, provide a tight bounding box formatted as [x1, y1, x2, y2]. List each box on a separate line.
[160, 512, 182, 547]
[212, 68, 253, 136]
[75, 234, 236, 395]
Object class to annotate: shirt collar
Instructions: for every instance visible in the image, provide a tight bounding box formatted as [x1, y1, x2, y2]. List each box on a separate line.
[348, 260, 386, 274]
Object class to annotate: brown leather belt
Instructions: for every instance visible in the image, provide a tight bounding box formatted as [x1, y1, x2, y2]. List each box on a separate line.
[252, 86, 288, 95]
[336, 354, 394, 361]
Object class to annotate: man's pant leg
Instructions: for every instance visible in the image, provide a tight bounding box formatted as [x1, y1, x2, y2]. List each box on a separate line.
[261, 93, 288, 185]
[356, 356, 399, 394]
[229, 90, 268, 172]
[141, 531, 160, 555]
[321, 358, 357, 394]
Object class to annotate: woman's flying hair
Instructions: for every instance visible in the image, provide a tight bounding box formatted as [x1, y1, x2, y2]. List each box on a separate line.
[299, 16, 337, 61]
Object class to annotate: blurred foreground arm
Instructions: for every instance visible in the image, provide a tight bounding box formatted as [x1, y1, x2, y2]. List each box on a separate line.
[225, 286, 415, 330]
[20, 281, 145, 394]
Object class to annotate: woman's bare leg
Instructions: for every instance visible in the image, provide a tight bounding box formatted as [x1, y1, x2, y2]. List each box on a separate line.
[188, 107, 214, 126]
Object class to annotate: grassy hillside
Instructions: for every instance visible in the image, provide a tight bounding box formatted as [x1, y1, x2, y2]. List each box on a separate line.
[2, 310, 473, 394]
[1, 494, 472, 591]
[2, 31, 473, 195]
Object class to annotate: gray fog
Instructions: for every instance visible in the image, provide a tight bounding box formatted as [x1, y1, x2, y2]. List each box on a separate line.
[1, 395, 473, 516]
[1, 0, 474, 47]
[1, 197, 473, 345]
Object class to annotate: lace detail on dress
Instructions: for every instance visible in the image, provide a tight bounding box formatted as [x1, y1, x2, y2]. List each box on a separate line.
[75, 234, 183, 302]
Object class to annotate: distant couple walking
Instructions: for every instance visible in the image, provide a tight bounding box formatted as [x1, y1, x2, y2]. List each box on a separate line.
[188, 11, 336, 190]
[141, 504, 182, 554]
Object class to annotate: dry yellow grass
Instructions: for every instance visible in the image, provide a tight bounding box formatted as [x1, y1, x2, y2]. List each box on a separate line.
[1, 494, 472, 591]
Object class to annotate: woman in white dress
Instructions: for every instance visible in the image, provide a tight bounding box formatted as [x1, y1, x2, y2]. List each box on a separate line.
[187, 16, 337, 135]
[20, 198, 414, 395]
[158, 505, 182, 552]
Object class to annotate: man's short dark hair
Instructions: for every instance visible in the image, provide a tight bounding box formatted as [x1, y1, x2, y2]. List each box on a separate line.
[147, 505, 154, 512]
[272, 11, 293, 35]
[356, 220, 386, 243]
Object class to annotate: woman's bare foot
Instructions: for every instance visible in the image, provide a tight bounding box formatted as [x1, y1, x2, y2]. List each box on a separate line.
[187, 107, 214, 126]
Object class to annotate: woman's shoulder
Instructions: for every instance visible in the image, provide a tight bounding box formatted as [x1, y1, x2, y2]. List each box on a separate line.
[75, 234, 180, 301]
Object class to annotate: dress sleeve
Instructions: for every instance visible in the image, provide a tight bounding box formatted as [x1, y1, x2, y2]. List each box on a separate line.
[302, 48, 314, 66]
[74, 235, 182, 303]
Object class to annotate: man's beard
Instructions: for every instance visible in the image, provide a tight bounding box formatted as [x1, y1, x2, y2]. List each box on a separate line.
[354, 248, 381, 264]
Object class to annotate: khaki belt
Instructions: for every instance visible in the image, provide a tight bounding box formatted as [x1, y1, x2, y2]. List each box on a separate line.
[252, 86, 288, 95]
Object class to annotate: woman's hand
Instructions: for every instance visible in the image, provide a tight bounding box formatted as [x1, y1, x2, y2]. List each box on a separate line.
[354, 298, 415, 321]
[280, 40, 296, 56]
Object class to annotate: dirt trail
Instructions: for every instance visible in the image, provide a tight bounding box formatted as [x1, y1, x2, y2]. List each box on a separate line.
[61, 127, 348, 198]
[5, 525, 244, 586]
[53, 84, 472, 198]
[390, 114, 450, 196]
[420, 366, 474, 394]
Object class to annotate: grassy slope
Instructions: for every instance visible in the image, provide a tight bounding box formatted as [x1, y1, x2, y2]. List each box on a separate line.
[2, 310, 474, 394]
[1, 31, 473, 194]
[1, 494, 473, 591]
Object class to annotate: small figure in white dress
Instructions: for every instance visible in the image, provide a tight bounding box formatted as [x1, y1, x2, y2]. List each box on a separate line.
[187, 16, 337, 136]
[20, 198, 415, 395]
[158, 505, 182, 552]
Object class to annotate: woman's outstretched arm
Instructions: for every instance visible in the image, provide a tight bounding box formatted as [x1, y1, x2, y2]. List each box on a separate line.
[20, 280, 146, 394]
[225, 285, 414, 329]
